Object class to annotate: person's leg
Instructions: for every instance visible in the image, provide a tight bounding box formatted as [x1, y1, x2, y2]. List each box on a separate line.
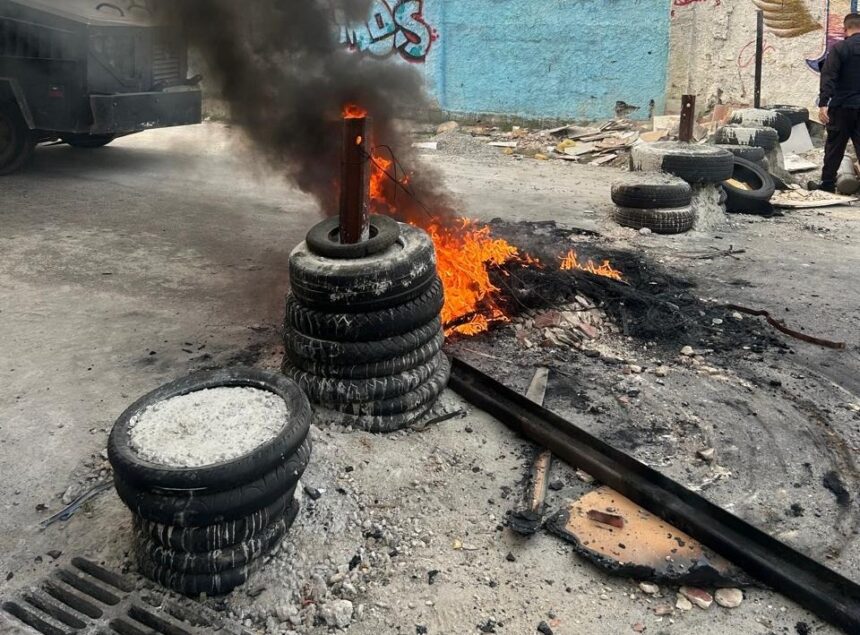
[822, 107, 851, 192]
[848, 108, 860, 162]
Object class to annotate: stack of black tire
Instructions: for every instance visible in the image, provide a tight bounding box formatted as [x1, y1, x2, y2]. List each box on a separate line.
[108, 368, 312, 596]
[610, 172, 694, 234]
[624, 142, 734, 233]
[712, 108, 785, 216]
[282, 215, 450, 433]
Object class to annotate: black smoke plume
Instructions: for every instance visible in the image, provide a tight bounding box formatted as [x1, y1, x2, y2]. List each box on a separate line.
[158, 0, 454, 222]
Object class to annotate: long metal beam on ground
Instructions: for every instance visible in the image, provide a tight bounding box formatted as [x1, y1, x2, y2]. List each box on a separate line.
[448, 356, 860, 634]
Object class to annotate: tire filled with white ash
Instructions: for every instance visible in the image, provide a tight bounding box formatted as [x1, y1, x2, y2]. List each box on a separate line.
[283, 215, 450, 433]
[108, 367, 312, 596]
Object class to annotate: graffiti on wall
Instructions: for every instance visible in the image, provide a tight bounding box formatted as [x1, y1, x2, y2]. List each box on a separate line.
[670, 0, 720, 18]
[751, 0, 822, 37]
[806, 0, 859, 70]
[339, 0, 437, 63]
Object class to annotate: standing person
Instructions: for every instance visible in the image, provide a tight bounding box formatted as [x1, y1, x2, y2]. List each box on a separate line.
[816, 13, 860, 192]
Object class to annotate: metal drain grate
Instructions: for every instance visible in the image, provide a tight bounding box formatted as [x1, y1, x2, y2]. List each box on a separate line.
[1, 557, 251, 635]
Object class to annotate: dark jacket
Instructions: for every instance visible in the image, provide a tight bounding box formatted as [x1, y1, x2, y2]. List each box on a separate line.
[820, 33, 860, 108]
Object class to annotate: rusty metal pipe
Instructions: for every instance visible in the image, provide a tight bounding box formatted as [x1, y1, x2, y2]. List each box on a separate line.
[339, 116, 371, 244]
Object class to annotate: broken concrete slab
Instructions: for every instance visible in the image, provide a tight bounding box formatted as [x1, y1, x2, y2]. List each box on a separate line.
[546, 487, 754, 587]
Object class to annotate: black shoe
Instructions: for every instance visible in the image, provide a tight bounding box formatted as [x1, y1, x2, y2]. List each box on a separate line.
[808, 180, 836, 193]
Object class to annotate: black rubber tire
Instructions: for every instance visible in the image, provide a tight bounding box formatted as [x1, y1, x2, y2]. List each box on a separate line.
[285, 318, 442, 365]
[769, 105, 809, 127]
[284, 330, 445, 379]
[729, 109, 792, 142]
[305, 215, 401, 259]
[0, 102, 35, 176]
[62, 133, 116, 149]
[289, 223, 437, 312]
[714, 144, 766, 163]
[283, 352, 443, 404]
[610, 173, 692, 209]
[108, 368, 311, 494]
[113, 439, 312, 527]
[137, 552, 260, 597]
[630, 142, 734, 184]
[286, 277, 444, 342]
[316, 402, 436, 434]
[714, 125, 779, 151]
[322, 355, 451, 417]
[612, 205, 695, 235]
[135, 498, 299, 575]
[135, 486, 296, 553]
[722, 156, 776, 216]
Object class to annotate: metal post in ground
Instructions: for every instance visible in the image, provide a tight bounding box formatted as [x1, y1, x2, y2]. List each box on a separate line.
[339, 116, 371, 244]
[754, 10, 764, 108]
[679, 94, 696, 142]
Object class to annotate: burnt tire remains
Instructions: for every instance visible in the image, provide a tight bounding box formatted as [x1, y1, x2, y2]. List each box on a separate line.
[108, 368, 312, 596]
[768, 104, 810, 127]
[286, 220, 449, 432]
[714, 144, 767, 164]
[611, 173, 692, 208]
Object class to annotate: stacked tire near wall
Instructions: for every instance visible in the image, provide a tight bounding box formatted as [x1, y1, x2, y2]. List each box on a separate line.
[610, 172, 694, 234]
[282, 215, 450, 433]
[108, 368, 312, 596]
[624, 142, 734, 232]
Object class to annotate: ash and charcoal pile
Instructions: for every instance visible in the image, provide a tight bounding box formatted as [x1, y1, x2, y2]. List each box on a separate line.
[467, 219, 783, 356]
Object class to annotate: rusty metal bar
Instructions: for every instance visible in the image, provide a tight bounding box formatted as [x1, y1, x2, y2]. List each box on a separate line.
[448, 356, 860, 634]
[754, 10, 764, 108]
[679, 94, 696, 143]
[339, 116, 370, 244]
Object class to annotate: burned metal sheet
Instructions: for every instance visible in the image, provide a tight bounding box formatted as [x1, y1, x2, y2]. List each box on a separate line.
[547, 487, 754, 587]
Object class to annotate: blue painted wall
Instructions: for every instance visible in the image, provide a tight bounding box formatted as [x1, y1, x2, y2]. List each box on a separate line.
[341, 0, 671, 120]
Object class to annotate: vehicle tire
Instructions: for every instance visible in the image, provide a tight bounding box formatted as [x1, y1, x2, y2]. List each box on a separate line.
[285, 319, 442, 365]
[289, 223, 437, 312]
[62, 134, 116, 149]
[136, 553, 260, 596]
[135, 498, 298, 575]
[286, 277, 444, 342]
[284, 330, 445, 380]
[610, 173, 692, 208]
[714, 144, 766, 163]
[113, 439, 312, 527]
[316, 402, 436, 434]
[283, 352, 443, 404]
[769, 105, 809, 127]
[322, 355, 451, 417]
[714, 125, 779, 151]
[630, 142, 734, 184]
[0, 102, 35, 176]
[108, 368, 311, 493]
[612, 205, 695, 235]
[305, 215, 401, 259]
[135, 486, 297, 553]
[722, 156, 776, 215]
[729, 108, 792, 142]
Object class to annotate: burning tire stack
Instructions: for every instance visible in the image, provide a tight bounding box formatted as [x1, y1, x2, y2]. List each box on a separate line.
[108, 368, 312, 596]
[282, 215, 450, 433]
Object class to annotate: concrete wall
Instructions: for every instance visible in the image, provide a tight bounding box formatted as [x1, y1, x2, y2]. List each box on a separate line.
[340, 0, 672, 121]
[668, 0, 858, 115]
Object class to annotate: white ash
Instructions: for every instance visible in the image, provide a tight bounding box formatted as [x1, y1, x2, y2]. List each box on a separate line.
[128, 387, 288, 467]
[729, 108, 778, 126]
[630, 141, 729, 173]
[717, 125, 771, 147]
[690, 184, 726, 231]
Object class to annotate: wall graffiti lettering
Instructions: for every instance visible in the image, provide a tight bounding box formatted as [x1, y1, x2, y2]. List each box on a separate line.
[751, 0, 822, 38]
[806, 0, 859, 71]
[671, 0, 720, 18]
[339, 0, 437, 63]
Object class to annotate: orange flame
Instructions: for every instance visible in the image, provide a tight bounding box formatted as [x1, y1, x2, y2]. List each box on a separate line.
[559, 249, 624, 281]
[342, 104, 367, 119]
[348, 106, 622, 336]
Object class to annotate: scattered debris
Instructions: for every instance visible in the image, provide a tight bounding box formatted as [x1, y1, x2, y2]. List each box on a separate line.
[537, 620, 554, 635]
[546, 487, 752, 586]
[715, 588, 744, 608]
[586, 509, 625, 529]
[725, 304, 846, 350]
[771, 186, 857, 209]
[823, 470, 851, 507]
[675, 595, 693, 611]
[679, 586, 713, 610]
[639, 582, 659, 595]
[39, 481, 112, 528]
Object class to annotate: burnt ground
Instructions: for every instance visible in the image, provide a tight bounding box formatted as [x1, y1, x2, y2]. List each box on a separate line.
[0, 122, 858, 635]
